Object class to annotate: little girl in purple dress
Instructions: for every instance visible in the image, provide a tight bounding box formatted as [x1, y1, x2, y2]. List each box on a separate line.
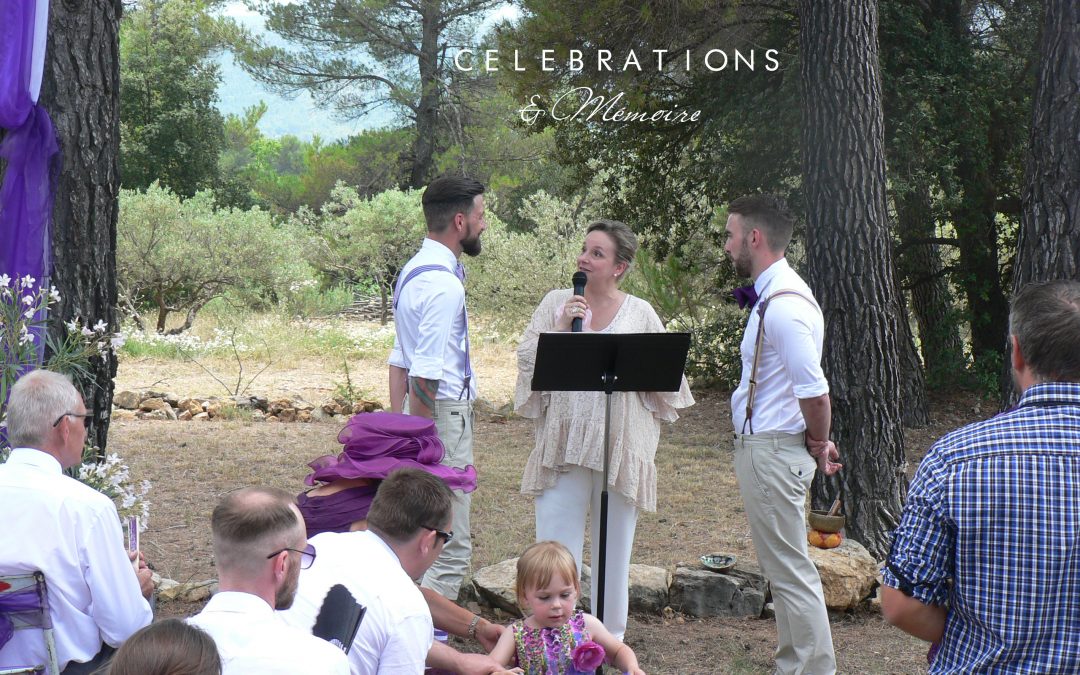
[489, 541, 645, 675]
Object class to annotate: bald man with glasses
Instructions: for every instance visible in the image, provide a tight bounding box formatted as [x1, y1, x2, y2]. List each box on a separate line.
[188, 486, 348, 674]
[0, 370, 153, 674]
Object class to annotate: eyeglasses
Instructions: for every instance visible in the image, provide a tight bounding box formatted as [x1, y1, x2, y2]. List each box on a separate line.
[266, 543, 317, 570]
[424, 527, 454, 545]
[52, 413, 92, 429]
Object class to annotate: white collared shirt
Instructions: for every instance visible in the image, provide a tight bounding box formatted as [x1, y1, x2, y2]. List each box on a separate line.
[188, 591, 348, 675]
[389, 238, 477, 400]
[278, 530, 432, 675]
[0, 448, 152, 671]
[730, 258, 829, 434]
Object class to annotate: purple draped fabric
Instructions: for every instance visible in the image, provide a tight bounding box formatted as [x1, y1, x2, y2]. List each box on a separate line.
[0, 583, 47, 649]
[297, 484, 379, 537]
[1, 0, 58, 368]
[304, 411, 477, 492]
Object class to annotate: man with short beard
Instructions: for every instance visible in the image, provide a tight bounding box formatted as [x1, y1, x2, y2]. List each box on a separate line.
[389, 175, 487, 601]
[724, 194, 840, 675]
[188, 487, 348, 674]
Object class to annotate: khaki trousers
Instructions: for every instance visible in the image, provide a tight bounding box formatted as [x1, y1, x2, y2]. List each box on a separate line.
[734, 431, 836, 675]
[407, 396, 474, 600]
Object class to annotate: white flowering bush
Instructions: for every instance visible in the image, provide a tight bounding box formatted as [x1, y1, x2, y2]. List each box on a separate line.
[77, 450, 152, 529]
[1, 275, 149, 525]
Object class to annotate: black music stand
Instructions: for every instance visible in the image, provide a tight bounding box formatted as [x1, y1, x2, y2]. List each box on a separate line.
[531, 331, 690, 651]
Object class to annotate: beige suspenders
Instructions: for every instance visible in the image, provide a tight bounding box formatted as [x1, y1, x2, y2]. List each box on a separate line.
[743, 289, 820, 435]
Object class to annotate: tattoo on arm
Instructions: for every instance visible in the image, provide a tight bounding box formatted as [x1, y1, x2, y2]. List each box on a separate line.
[409, 376, 440, 414]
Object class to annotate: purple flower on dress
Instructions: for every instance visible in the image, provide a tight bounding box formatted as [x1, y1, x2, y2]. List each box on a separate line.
[571, 640, 605, 671]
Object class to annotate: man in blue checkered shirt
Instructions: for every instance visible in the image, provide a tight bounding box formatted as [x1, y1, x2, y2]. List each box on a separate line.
[881, 279, 1080, 673]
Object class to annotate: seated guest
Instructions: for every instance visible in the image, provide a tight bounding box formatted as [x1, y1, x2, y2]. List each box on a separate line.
[0, 370, 152, 674]
[882, 280, 1080, 672]
[297, 413, 502, 655]
[106, 619, 221, 675]
[281, 467, 500, 675]
[187, 487, 348, 674]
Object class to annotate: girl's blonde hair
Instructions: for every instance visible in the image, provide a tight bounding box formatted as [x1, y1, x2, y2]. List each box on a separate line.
[516, 541, 580, 607]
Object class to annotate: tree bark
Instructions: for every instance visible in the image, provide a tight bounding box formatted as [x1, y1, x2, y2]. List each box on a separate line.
[895, 183, 966, 386]
[1008, 0, 1080, 401]
[409, 0, 440, 188]
[799, 0, 908, 558]
[40, 0, 123, 454]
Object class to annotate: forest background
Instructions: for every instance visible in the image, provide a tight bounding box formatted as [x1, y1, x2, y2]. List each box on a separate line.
[6, 0, 1077, 565]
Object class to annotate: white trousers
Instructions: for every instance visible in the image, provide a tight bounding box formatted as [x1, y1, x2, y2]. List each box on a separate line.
[734, 431, 836, 675]
[410, 397, 473, 600]
[535, 465, 638, 640]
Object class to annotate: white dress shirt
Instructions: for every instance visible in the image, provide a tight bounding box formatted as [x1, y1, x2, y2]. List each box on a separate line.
[730, 258, 829, 434]
[278, 530, 433, 675]
[0, 448, 152, 671]
[188, 591, 348, 675]
[389, 238, 477, 400]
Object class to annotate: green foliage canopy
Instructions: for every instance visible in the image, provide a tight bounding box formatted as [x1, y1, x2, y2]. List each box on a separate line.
[120, 0, 226, 196]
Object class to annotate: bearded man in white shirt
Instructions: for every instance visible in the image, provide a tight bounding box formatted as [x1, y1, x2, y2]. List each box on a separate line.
[187, 487, 348, 674]
[724, 195, 842, 675]
[0, 370, 153, 673]
[388, 175, 487, 601]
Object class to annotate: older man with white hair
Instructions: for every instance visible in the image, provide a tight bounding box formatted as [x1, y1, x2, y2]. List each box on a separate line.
[0, 370, 153, 673]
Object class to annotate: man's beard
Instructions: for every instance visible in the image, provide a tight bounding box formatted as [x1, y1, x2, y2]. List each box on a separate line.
[275, 569, 299, 610]
[732, 241, 752, 278]
[462, 233, 482, 257]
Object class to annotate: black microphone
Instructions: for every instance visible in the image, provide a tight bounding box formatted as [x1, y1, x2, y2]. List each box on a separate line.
[571, 271, 587, 332]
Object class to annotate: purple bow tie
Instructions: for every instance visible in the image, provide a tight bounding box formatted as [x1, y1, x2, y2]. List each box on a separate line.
[732, 284, 758, 309]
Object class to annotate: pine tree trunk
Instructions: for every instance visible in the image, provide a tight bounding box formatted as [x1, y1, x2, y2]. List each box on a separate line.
[1008, 0, 1080, 401]
[799, 0, 908, 559]
[39, 0, 122, 454]
[896, 183, 966, 385]
[409, 0, 440, 188]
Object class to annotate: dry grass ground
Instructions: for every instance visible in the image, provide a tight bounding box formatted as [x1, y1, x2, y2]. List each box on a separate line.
[110, 319, 977, 673]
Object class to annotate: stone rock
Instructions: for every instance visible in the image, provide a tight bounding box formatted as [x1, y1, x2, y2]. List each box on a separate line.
[178, 410, 193, 421]
[250, 395, 269, 412]
[158, 579, 216, 603]
[472, 558, 523, 616]
[297, 410, 313, 423]
[162, 404, 178, 421]
[311, 407, 327, 421]
[475, 398, 515, 422]
[293, 399, 315, 412]
[113, 391, 141, 410]
[162, 392, 180, 407]
[807, 538, 878, 610]
[111, 409, 137, 422]
[268, 399, 293, 416]
[156, 576, 178, 594]
[353, 399, 382, 413]
[251, 411, 265, 422]
[322, 403, 342, 416]
[231, 395, 256, 409]
[193, 412, 210, 421]
[137, 410, 170, 421]
[339, 402, 354, 416]
[178, 399, 203, 416]
[278, 408, 297, 423]
[669, 566, 767, 618]
[628, 564, 671, 614]
[205, 402, 221, 418]
[266, 415, 279, 423]
[139, 397, 169, 412]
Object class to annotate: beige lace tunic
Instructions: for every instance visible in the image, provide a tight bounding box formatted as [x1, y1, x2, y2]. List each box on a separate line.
[515, 289, 694, 511]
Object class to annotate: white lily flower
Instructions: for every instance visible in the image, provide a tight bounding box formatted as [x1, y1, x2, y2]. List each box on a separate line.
[49, 286, 61, 303]
[93, 319, 108, 333]
[0, 274, 10, 288]
[19, 275, 35, 289]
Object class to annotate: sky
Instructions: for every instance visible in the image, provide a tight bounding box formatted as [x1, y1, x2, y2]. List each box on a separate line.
[215, 1, 521, 141]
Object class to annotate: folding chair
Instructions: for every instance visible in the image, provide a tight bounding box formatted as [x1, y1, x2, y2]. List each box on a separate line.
[0, 572, 60, 675]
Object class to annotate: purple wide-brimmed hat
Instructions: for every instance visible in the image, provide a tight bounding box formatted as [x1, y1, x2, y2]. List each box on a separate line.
[303, 411, 477, 493]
